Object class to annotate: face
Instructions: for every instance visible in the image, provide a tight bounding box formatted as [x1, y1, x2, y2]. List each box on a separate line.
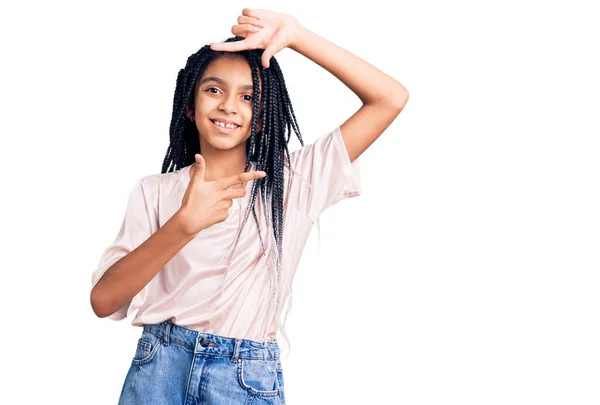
[186, 54, 262, 153]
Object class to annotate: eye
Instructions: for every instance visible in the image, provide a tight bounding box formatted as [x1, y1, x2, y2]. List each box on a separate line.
[206, 87, 253, 102]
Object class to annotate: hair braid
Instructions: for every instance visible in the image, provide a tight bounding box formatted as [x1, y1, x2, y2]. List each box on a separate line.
[161, 36, 304, 356]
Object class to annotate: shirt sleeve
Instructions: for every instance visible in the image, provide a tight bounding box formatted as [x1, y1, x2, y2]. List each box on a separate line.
[91, 178, 153, 321]
[287, 126, 362, 220]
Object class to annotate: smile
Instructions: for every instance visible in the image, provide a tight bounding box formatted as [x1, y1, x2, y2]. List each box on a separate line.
[210, 119, 240, 134]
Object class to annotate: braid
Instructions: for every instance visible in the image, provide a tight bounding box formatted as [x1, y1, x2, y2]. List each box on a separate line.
[161, 36, 304, 356]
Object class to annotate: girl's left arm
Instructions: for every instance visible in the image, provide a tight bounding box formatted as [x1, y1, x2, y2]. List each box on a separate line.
[290, 26, 409, 163]
[210, 9, 408, 163]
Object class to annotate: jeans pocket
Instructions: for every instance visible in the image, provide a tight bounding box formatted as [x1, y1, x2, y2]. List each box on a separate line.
[132, 332, 162, 366]
[236, 358, 281, 398]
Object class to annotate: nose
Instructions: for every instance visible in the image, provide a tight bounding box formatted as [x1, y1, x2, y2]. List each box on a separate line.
[219, 93, 239, 115]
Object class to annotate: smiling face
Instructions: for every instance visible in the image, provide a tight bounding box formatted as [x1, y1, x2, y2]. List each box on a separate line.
[186, 54, 262, 154]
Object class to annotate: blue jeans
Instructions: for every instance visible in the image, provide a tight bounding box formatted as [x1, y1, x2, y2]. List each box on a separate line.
[118, 320, 286, 404]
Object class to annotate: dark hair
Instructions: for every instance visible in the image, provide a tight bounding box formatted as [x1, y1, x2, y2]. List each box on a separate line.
[161, 36, 304, 354]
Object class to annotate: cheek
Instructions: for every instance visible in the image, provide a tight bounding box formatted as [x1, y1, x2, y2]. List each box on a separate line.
[195, 95, 217, 112]
[195, 101, 209, 116]
[240, 126, 253, 140]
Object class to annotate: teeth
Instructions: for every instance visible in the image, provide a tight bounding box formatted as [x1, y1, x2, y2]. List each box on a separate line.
[213, 120, 238, 129]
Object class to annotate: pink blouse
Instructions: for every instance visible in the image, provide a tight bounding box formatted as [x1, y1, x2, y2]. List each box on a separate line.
[91, 126, 361, 342]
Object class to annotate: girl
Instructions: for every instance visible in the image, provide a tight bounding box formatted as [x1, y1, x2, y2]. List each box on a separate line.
[90, 8, 408, 405]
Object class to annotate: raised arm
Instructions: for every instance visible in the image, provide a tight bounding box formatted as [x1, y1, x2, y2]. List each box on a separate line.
[210, 8, 409, 164]
[290, 27, 409, 163]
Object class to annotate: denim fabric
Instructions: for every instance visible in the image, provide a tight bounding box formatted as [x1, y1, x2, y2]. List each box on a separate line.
[118, 320, 285, 405]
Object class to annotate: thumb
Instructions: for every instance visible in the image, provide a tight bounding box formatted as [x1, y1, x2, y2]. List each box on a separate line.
[193, 154, 206, 180]
[262, 45, 276, 69]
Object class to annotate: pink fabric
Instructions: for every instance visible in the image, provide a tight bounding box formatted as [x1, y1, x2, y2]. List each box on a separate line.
[91, 126, 361, 342]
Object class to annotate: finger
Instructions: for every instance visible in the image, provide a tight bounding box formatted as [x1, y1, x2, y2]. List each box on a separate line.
[210, 39, 249, 52]
[262, 44, 277, 69]
[193, 154, 206, 180]
[232, 24, 259, 36]
[218, 170, 267, 190]
[223, 186, 247, 200]
[242, 8, 260, 19]
[237, 15, 264, 28]
[262, 35, 282, 68]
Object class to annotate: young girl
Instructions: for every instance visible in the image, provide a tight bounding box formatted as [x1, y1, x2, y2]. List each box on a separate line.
[90, 8, 408, 405]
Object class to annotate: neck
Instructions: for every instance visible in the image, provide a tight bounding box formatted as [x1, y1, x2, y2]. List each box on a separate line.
[193, 140, 250, 182]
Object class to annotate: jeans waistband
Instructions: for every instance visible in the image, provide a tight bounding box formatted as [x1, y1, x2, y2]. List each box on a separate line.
[142, 320, 280, 362]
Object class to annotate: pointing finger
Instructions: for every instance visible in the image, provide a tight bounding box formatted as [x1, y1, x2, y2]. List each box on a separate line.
[218, 170, 266, 190]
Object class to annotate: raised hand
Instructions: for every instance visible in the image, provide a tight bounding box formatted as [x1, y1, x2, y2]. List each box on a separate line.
[210, 8, 303, 68]
[178, 154, 267, 236]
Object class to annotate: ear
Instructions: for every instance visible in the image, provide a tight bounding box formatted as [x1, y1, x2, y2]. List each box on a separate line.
[185, 105, 195, 121]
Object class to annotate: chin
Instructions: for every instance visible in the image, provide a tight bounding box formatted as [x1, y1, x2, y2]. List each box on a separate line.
[207, 137, 246, 150]
[205, 131, 251, 149]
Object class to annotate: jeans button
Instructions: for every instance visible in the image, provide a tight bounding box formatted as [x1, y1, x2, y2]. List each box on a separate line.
[200, 337, 208, 347]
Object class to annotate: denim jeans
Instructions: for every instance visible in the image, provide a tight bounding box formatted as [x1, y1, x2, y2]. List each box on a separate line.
[118, 320, 285, 405]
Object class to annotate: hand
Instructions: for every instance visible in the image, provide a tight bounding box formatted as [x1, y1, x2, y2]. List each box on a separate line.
[178, 154, 267, 235]
[210, 8, 303, 68]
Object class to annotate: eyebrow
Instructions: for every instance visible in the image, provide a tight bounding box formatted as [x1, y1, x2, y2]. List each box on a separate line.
[199, 76, 254, 91]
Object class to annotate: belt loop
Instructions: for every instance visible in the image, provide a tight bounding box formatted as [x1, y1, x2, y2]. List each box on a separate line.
[162, 320, 172, 346]
[230, 338, 242, 363]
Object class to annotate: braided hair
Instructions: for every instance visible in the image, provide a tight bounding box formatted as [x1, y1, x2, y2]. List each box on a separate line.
[161, 36, 304, 355]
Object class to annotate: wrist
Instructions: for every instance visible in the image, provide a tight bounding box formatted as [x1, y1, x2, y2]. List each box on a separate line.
[289, 22, 311, 52]
[173, 209, 201, 238]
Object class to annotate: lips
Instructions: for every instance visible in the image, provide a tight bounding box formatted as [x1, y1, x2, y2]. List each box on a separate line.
[209, 119, 240, 134]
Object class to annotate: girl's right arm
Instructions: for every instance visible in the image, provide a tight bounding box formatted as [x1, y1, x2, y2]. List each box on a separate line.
[90, 154, 266, 319]
[90, 210, 198, 318]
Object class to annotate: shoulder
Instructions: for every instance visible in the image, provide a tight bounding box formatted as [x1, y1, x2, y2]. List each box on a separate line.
[135, 166, 188, 199]
[286, 126, 340, 160]
[284, 126, 341, 181]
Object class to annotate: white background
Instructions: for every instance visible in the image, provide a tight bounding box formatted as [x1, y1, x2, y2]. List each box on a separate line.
[1, 0, 598, 404]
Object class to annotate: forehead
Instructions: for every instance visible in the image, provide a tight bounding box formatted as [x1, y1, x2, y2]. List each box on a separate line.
[200, 54, 261, 89]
